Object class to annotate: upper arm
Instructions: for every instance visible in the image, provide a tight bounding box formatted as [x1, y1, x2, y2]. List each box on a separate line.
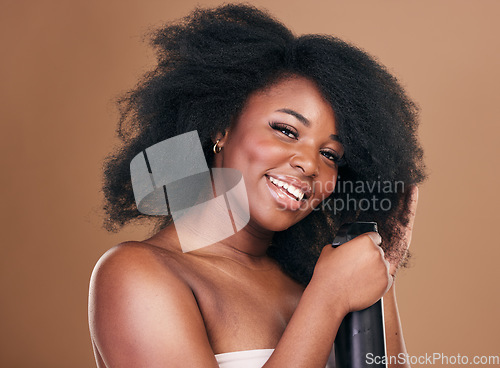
[88, 243, 219, 368]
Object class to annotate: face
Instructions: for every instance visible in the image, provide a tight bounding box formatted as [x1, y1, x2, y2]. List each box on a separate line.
[214, 76, 344, 233]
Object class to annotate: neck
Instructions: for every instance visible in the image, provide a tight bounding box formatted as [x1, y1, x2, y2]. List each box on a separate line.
[215, 221, 274, 257]
[191, 223, 275, 270]
[147, 219, 274, 267]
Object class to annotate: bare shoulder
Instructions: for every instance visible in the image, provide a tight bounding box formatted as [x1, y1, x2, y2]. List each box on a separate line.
[89, 241, 187, 307]
[88, 241, 218, 368]
[90, 241, 183, 285]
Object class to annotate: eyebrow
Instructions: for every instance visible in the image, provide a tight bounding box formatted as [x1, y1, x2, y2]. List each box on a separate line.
[276, 108, 342, 143]
[277, 108, 310, 126]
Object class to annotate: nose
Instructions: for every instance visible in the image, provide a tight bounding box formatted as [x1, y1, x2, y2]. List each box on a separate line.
[290, 145, 319, 178]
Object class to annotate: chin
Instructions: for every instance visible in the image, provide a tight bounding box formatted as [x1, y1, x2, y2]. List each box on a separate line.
[246, 187, 314, 232]
[255, 210, 310, 232]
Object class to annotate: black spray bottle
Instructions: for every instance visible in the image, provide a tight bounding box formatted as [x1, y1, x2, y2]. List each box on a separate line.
[332, 222, 387, 368]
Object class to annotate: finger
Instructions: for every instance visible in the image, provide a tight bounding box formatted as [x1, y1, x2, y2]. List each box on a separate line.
[388, 260, 398, 278]
[404, 185, 419, 242]
[385, 272, 395, 294]
[366, 232, 382, 246]
[323, 243, 337, 256]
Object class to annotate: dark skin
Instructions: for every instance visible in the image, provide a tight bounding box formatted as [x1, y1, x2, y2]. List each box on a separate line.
[89, 76, 418, 368]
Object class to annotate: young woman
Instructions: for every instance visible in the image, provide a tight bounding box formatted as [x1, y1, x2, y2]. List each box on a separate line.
[89, 4, 425, 368]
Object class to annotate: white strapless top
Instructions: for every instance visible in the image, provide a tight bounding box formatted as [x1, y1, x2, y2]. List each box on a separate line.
[215, 348, 336, 368]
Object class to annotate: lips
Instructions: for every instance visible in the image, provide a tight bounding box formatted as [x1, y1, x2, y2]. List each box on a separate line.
[264, 174, 312, 211]
[267, 177, 302, 201]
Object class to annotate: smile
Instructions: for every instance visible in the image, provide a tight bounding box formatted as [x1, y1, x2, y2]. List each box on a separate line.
[264, 174, 312, 212]
[267, 176, 305, 201]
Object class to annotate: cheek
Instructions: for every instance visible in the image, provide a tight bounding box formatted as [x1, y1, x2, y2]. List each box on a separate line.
[314, 173, 338, 199]
[249, 139, 287, 164]
[227, 134, 287, 169]
[325, 175, 338, 195]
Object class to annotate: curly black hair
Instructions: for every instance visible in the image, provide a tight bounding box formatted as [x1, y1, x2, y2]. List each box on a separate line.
[101, 3, 426, 285]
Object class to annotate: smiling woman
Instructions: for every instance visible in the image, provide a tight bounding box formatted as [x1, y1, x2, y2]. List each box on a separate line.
[89, 4, 425, 368]
[213, 77, 342, 227]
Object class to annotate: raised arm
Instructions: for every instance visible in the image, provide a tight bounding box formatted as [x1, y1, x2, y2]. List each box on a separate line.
[264, 231, 393, 367]
[265, 186, 419, 368]
[383, 282, 410, 368]
[88, 243, 220, 368]
[382, 186, 419, 368]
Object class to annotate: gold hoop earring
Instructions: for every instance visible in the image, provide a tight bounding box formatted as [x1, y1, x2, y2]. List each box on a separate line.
[213, 139, 222, 154]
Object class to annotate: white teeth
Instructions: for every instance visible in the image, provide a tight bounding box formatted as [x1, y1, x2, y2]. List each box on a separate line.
[292, 188, 301, 198]
[268, 176, 305, 201]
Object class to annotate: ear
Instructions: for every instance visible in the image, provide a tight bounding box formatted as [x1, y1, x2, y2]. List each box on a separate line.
[213, 129, 230, 148]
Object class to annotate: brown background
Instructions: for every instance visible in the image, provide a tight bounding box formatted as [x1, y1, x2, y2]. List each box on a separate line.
[1, 0, 499, 367]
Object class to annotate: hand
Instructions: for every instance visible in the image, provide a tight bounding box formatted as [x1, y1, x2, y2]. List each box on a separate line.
[310, 186, 419, 315]
[311, 232, 393, 315]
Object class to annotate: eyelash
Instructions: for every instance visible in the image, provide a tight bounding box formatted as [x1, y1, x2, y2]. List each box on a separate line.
[321, 150, 344, 165]
[269, 121, 298, 139]
[269, 121, 345, 166]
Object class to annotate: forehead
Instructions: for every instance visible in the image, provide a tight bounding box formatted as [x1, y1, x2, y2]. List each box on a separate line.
[258, 76, 329, 103]
[239, 76, 337, 129]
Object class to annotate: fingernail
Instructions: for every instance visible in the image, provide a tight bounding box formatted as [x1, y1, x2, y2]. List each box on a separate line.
[367, 232, 382, 245]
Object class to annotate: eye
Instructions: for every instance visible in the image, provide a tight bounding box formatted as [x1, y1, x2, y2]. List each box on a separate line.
[321, 149, 346, 166]
[269, 121, 298, 140]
